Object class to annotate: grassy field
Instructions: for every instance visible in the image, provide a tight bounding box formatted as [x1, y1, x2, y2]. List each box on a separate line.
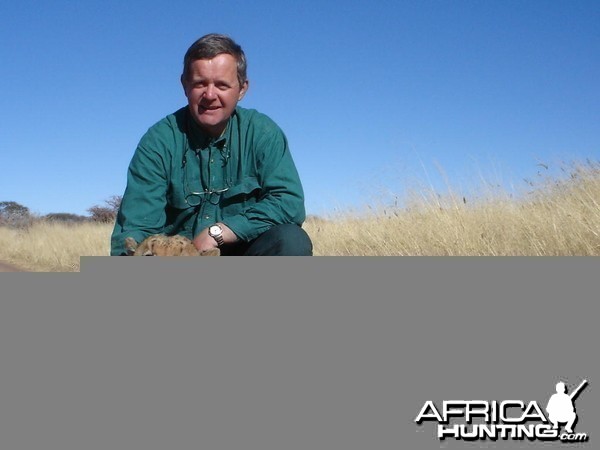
[2, 164, 599, 271]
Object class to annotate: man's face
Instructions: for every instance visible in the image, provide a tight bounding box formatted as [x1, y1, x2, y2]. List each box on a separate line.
[181, 53, 248, 137]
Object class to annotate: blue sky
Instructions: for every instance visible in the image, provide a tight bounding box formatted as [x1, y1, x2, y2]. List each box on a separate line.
[1, 0, 599, 217]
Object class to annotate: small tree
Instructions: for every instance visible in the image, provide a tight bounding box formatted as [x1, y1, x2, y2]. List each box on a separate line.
[105, 195, 122, 212]
[87, 195, 122, 223]
[0, 201, 32, 228]
[87, 206, 116, 223]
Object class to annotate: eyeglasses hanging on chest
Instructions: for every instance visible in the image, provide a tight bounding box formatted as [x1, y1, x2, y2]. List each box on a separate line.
[182, 145, 231, 207]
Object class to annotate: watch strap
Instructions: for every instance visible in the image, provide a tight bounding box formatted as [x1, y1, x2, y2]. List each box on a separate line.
[209, 225, 225, 247]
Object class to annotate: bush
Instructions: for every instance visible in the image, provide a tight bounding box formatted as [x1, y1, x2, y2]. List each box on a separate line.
[87, 195, 122, 223]
[43, 213, 90, 224]
[0, 201, 33, 228]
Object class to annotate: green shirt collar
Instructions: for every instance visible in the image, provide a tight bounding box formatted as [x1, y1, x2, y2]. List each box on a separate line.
[186, 109, 233, 150]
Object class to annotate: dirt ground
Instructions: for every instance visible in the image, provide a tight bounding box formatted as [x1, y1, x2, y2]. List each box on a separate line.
[0, 261, 26, 272]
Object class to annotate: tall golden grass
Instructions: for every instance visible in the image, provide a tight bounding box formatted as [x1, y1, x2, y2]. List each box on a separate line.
[310, 164, 600, 256]
[1, 164, 599, 271]
[0, 222, 113, 272]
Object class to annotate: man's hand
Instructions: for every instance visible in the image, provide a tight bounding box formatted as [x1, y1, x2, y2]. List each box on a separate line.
[193, 223, 238, 252]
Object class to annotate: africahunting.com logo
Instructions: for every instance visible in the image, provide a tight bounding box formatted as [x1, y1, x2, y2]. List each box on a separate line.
[415, 379, 589, 443]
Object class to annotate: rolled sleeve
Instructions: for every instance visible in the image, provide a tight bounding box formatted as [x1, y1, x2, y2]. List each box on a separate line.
[110, 144, 169, 255]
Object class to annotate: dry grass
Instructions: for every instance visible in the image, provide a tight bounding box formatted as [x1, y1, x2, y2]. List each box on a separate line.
[1, 163, 599, 271]
[306, 164, 600, 256]
[0, 222, 113, 272]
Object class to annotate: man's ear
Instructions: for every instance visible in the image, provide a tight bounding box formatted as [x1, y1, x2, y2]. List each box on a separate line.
[238, 80, 249, 101]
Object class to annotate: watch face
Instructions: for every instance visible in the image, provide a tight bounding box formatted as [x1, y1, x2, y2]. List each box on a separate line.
[209, 225, 221, 236]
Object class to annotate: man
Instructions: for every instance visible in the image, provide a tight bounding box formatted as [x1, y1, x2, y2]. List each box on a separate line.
[111, 34, 312, 255]
[546, 381, 577, 433]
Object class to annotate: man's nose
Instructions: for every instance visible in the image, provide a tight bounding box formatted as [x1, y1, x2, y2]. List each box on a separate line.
[203, 84, 217, 100]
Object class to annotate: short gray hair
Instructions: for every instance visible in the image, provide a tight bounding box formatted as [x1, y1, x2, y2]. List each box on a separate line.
[182, 33, 247, 86]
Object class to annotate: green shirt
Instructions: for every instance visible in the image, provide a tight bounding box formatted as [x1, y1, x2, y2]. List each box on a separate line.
[111, 106, 306, 255]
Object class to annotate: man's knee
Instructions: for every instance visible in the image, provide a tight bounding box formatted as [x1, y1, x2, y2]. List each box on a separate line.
[247, 224, 313, 255]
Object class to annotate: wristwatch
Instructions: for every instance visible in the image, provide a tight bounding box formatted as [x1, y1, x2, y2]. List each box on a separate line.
[208, 224, 225, 247]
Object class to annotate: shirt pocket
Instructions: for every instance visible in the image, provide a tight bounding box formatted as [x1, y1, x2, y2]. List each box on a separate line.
[165, 186, 197, 235]
[220, 176, 262, 217]
[167, 187, 192, 211]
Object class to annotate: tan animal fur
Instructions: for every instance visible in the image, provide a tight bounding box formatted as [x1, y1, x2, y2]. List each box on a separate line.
[125, 235, 220, 256]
